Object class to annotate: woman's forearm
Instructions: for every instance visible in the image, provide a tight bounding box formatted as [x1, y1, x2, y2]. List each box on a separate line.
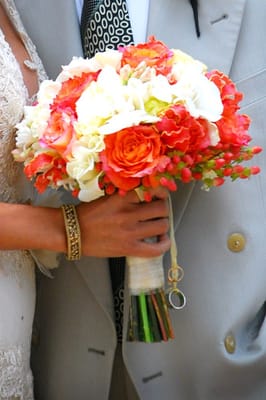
[0, 202, 66, 253]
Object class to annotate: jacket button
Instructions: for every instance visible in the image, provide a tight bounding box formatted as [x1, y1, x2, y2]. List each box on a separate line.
[227, 233, 246, 252]
[224, 333, 236, 354]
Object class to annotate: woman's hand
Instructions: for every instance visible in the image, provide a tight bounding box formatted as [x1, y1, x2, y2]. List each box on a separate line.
[77, 188, 170, 258]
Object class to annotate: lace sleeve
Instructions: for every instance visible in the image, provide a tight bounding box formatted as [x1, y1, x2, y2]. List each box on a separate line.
[29, 187, 65, 274]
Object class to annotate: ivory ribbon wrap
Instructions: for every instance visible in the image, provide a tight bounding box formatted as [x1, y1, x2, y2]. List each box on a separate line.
[127, 254, 164, 295]
[127, 233, 165, 295]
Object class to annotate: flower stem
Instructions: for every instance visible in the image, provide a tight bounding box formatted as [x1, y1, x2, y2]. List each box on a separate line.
[138, 293, 152, 342]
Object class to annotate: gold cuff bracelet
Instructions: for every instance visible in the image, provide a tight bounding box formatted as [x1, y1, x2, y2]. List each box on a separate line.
[61, 204, 81, 261]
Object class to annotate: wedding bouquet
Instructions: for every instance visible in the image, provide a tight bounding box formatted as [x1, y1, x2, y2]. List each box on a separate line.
[13, 37, 261, 343]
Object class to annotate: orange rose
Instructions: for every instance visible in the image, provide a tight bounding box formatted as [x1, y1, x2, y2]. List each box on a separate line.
[100, 124, 164, 191]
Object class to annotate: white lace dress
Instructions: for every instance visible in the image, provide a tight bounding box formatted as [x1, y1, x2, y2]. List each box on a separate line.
[0, 0, 47, 398]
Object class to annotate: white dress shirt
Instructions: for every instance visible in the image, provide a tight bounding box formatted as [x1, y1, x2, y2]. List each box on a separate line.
[75, 0, 149, 43]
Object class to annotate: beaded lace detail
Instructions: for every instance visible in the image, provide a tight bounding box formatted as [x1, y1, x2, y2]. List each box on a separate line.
[0, 0, 46, 205]
[0, 346, 34, 400]
[0, 0, 47, 398]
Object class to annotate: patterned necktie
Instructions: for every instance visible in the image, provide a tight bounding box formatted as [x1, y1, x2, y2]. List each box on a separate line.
[80, 0, 134, 343]
[81, 0, 134, 59]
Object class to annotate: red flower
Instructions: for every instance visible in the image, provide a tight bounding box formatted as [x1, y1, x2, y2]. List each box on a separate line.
[24, 154, 67, 193]
[157, 105, 210, 154]
[157, 105, 191, 152]
[24, 153, 55, 179]
[207, 70, 243, 116]
[216, 113, 251, 146]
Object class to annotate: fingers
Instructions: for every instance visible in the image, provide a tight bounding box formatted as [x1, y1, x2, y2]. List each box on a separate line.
[135, 199, 169, 221]
[127, 187, 169, 204]
[135, 217, 170, 240]
[126, 234, 171, 258]
[118, 190, 169, 220]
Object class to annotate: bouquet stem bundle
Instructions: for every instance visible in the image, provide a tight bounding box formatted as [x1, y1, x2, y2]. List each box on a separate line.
[126, 250, 175, 342]
[127, 288, 174, 342]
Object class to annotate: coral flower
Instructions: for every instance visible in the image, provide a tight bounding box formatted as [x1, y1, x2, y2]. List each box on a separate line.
[52, 71, 99, 111]
[120, 36, 174, 76]
[40, 106, 77, 157]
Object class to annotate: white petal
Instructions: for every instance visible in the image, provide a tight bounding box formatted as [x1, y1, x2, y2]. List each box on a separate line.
[98, 110, 160, 135]
[78, 175, 105, 202]
[207, 122, 220, 146]
[173, 73, 223, 122]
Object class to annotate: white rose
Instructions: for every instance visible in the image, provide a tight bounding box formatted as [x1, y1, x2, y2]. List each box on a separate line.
[57, 57, 100, 81]
[57, 51, 122, 83]
[66, 137, 104, 181]
[172, 72, 223, 122]
[76, 66, 132, 129]
[146, 74, 174, 103]
[94, 49, 122, 70]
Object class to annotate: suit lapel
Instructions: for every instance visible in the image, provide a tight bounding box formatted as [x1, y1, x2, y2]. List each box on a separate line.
[75, 256, 115, 321]
[147, 0, 247, 75]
